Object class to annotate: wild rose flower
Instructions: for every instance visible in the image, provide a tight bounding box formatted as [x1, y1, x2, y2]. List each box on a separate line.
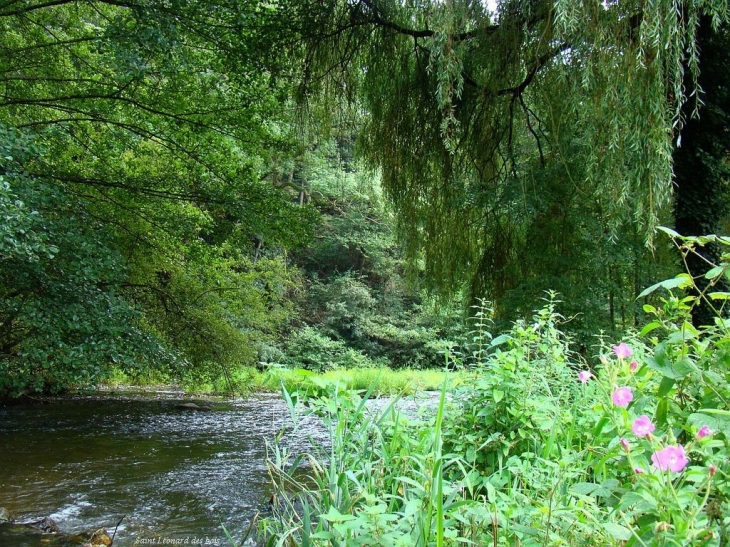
[651, 445, 689, 473]
[632, 415, 655, 437]
[612, 343, 632, 359]
[629, 360, 638, 372]
[697, 425, 713, 439]
[619, 437, 630, 452]
[612, 386, 633, 407]
[578, 370, 591, 383]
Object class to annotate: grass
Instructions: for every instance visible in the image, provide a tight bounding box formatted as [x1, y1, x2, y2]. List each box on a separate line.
[268, 366, 460, 396]
[98, 364, 461, 397]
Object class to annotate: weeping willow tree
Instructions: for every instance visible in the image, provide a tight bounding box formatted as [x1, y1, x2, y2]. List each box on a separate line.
[279, 0, 729, 326]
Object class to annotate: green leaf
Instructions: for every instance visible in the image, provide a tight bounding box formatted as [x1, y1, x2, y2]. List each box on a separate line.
[705, 265, 725, 279]
[639, 321, 661, 337]
[657, 226, 681, 239]
[637, 274, 692, 298]
[570, 482, 599, 496]
[688, 412, 730, 436]
[619, 491, 656, 511]
[320, 507, 356, 522]
[693, 409, 730, 437]
[602, 523, 632, 541]
[645, 346, 695, 380]
[486, 481, 497, 502]
[655, 396, 669, 426]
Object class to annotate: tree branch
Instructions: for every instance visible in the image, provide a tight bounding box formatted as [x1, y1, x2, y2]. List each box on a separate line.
[29, 172, 232, 204]
[355, 0, 497, 41]
[496, 43, 568, 98]
[0, 0, 142, 17]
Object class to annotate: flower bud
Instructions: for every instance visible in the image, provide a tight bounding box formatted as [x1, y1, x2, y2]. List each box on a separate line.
[619, 437, 630, 452]
[697, 425, 713, 439]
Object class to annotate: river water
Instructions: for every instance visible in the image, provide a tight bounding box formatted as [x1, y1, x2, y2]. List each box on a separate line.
[0, 391, 329, 547]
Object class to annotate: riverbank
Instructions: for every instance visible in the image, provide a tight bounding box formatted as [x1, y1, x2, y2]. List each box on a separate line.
[0, 385, 443, 546]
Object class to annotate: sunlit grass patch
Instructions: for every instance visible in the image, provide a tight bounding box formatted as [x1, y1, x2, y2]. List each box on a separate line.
[265, 366, 461, 396]
[100, 364, 458, 397]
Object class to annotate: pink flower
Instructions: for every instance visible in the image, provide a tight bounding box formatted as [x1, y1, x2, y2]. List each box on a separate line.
[651, 445, 689, 473]
[697, 425, 713, 439]
[578, 370, 591, 383]
[634, 467, 645, 474]
[612, 386, 634, 407]
[709, 464, 717, 478]
[612, 343, 633, 359]
[629, 360, 638, 372]
[632, 415, 655, 437]
[619, 437, 630, 452]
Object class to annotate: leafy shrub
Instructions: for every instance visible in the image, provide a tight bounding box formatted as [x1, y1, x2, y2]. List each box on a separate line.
[282, 326, 379, 372]
[444, 294, 582, 476]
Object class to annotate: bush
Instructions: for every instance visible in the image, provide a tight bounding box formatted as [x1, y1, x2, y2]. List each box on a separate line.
[282, 326, 379, 372]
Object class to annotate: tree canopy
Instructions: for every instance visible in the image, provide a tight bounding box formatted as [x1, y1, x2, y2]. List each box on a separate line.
[1, 0, 729, 395]
[0, 0, 315, 393]
[280, 0, 729, 312]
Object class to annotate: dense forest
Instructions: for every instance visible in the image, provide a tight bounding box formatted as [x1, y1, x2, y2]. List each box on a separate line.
[0, 0, 728, 396]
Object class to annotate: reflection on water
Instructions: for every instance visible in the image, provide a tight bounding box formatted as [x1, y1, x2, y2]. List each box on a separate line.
[0, 392, 327, 547]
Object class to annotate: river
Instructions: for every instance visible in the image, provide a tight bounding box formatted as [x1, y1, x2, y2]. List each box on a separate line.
[0, 391, 328, 547]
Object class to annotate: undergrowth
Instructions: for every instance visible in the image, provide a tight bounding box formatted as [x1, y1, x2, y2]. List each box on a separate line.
[256, 230, 730, 547]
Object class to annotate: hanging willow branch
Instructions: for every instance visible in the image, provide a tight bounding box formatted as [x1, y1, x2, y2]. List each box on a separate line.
[283, 0, 730, 300]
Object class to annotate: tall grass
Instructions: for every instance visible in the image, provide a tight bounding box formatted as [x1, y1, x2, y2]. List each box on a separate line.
[260, 379, 496, 546]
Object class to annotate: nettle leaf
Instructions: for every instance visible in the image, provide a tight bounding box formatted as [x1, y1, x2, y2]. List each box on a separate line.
[690, 410, 730, 436]
[320, 507, 356, 522]
[569, 482, 600, 496]
[602, 523, 633, 541]
[645, 344, 695, 380]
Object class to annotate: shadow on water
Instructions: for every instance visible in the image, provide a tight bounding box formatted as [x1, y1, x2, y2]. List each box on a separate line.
[0, 392, 328, 547]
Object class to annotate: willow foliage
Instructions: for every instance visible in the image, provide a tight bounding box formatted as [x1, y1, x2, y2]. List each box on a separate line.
[286, 0, 729, 300]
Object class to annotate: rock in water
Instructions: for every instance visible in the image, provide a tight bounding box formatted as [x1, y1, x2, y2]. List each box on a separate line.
[29, 516, 58, 533]
[82, 528, 112, 546]
[0, 507, 11, 523]
[175, 402, 212, 411]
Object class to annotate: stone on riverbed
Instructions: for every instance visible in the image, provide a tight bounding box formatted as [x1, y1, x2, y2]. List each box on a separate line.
[82, 528, 113, 546]
[28, 515, 59, 533]
[0, 507, 11, 523]
[175, 402, 212, 411]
